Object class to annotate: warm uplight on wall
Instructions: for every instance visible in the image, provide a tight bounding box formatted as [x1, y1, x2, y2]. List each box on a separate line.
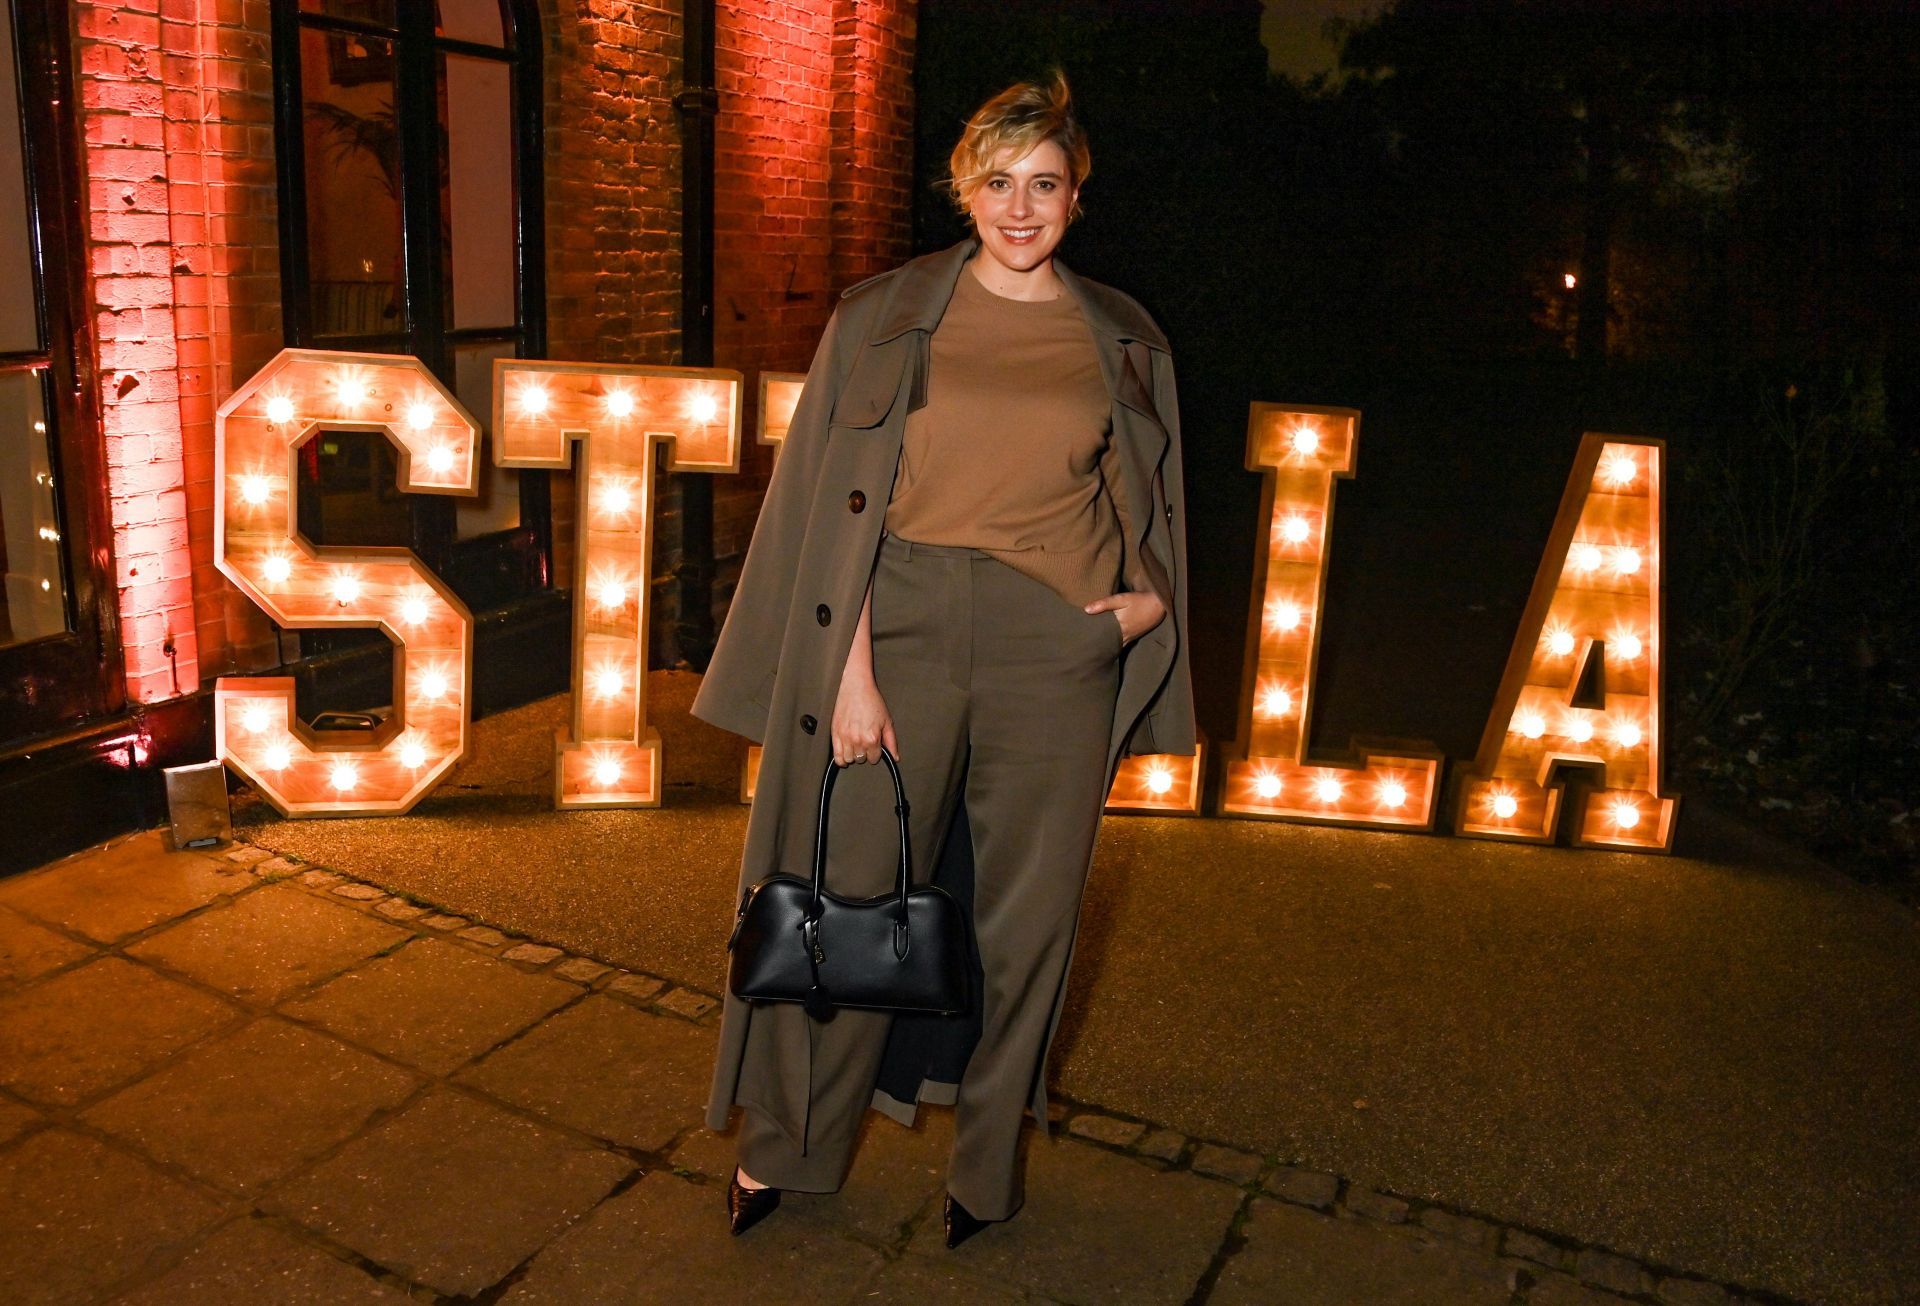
[214, 350, 480, 818]
[494, 358, 743, 808]
[1220, 404, 1441, 830]
[1454, 434, 1679, 852]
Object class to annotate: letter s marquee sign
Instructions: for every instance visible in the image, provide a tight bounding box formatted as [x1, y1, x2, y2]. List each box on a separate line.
[214, 348, 1677, 853]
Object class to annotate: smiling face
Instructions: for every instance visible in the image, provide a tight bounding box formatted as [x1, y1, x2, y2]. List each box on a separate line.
[967, 138, 1078, 286]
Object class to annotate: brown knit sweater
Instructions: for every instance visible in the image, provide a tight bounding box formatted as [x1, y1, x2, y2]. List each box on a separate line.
[882, 263, 1146, 608]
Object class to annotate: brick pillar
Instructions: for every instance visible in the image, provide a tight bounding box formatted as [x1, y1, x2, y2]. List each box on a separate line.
[75, 0, 281, 702]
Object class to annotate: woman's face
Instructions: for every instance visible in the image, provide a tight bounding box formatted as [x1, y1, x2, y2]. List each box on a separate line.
[967, 138, 1077, 276]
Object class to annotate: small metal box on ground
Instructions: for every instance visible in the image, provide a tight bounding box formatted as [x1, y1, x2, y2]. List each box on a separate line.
[164, 759, 231, 849]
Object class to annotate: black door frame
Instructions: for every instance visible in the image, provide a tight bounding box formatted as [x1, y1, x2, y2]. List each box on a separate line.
[0, 0, 123, 750]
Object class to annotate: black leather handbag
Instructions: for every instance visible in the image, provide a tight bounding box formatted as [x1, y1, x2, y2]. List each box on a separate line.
[727, 747, 970, 1020]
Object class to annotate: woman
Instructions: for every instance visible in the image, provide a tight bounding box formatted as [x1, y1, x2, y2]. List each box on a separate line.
[690, 69, 1195, 1246]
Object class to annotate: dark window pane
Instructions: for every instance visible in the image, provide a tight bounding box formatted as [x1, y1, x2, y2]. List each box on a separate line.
[0, 369, 70, 647]
[1, 0, 42, 354]
[295, 427, 413, 551]
[300, 25, 405, 336]
[439, 52, 516, 331]
[300, 0, 396, 28]
[435, 0, 505, 46]
[451, 338, 520, 539]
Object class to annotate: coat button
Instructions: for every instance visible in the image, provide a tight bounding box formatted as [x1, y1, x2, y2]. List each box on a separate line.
[1164, 503, 1173, 522]
[801, 714, 817, 734]
[817, 604, 831, 626]
[848, 490, 866, 513]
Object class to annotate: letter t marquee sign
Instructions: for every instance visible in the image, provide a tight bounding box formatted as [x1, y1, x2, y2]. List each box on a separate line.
[494, 360, 742, 809]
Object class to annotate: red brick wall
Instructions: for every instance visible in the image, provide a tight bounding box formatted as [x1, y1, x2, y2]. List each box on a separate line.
[709, 0, 915, 575]
[538, 1, 686, 590]
[75, 0, 281, 703]
[70, 0, 915, 702]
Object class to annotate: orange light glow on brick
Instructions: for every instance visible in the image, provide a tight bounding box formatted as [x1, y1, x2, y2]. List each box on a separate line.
[1454, 435, 1679, 852]
[495, 360, 743, 808]
[214, 350, 479, 817]
[1220, 405, 1441, 830]
[740, 373, 805, 805]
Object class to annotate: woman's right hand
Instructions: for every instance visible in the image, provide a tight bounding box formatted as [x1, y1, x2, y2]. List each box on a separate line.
[831, 664, 898, 766]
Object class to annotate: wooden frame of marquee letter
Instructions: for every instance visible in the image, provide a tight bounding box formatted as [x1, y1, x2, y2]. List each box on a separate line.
[1453, 434, 1678, 852]
[1218, 403, 1442, 829]
[213, 350, 480, 817]
[739, 372, 804, 804]
[493, 359, 742, 809]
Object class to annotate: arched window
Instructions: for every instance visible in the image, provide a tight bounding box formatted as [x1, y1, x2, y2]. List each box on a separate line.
[270, 0, 547, 618]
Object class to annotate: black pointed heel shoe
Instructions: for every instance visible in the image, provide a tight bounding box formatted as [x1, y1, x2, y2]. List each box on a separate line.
[943, 1192, 997, 1248]
[727, 1166, 782, 1236]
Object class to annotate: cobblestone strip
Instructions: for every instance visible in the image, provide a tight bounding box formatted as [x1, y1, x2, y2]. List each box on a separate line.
[229, 844, 716, 1030]
[1050, 1102, 1804, 1306]
[228, 841, 1800, 1306]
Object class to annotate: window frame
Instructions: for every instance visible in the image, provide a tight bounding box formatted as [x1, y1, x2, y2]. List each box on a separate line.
[0, 0, 123, 749]
[268, 0, 550, 614]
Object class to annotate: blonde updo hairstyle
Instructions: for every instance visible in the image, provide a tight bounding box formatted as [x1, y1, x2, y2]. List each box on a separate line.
[945, 68, 1091, 225]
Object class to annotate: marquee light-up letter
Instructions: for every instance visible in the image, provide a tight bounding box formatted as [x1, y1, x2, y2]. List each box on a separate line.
[1454, 434, 1678, 851]
[214, 350, 479, 816]
[740, 373, 804, 805]
[1105, 742, 1207, 815]
[495, 360, 742, 808]
[1219, 404, 1441, 829]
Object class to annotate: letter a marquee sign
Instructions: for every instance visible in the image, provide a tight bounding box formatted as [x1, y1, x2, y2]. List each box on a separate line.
[214, 348, 1676, 853]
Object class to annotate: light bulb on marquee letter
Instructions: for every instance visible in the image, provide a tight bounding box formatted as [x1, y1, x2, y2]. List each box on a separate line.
[1220, 404, 1441, 830]
[1454, 434, 1679, 851]
[494, 358, 742, 808]
[214, 349, 479, 817]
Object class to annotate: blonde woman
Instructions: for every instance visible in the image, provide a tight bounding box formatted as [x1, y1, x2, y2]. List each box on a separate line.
[691, 68, 1195, 1244]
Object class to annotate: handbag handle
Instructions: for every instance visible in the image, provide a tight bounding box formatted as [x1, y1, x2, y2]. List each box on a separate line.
[811, 746, 913, 926]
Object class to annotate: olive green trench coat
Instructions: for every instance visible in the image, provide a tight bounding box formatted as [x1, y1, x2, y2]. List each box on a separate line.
[690, 233, 1196, 1147]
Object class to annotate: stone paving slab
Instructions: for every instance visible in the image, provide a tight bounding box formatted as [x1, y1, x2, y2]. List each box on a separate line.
[127, 883, 411, 1005]
[1210, 1196, 1517, 1306]
[850, 1252, 1043, 1303]
[905, 1128, 1245, 1304]
[0, 1127, 225, 1305]
[0, 903, 94, 985]
[110, 1217, 414, 1305]
[0, 831, 251, 943]
[1530, 1274, 1637, 1304]
[261, 1087, 633, 1297]
[0, 954, 239, 1106]
[500, 1169, 887, 1305]
[0, 1096, 41, 1148]
[278, 936, 578, 1075]
[80, 1016, 420, 1195]
[454, 992, 712, 1152]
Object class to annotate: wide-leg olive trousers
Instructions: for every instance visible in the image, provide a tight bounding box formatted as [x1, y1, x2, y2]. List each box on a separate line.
[735, 530, 1122, 1221]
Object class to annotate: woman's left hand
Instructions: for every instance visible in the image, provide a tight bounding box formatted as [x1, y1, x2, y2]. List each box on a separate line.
[1085, 589, 1166, 646]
